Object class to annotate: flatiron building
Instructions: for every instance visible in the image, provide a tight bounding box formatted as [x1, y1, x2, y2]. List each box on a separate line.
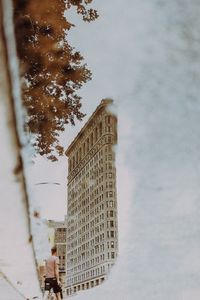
[65, 99, 118, 296]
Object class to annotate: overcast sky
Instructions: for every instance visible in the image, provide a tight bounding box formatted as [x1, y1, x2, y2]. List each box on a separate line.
[25, 1, 200, 299]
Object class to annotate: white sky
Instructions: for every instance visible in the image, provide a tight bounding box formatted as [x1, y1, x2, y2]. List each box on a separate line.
[24, 0, 200, 299]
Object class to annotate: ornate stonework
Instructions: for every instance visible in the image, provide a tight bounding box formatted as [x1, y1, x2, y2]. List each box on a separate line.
[65, 99, 118, 297]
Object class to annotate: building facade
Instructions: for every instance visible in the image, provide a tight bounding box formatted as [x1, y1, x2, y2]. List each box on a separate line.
[65, 99, 118, 296]
[48, 219, 67, 283]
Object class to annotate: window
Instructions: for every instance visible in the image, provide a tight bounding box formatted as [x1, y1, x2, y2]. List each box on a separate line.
[99, 122, 102, 136]
[90, 132, 94, 147]
[87, 138, 89, 152]
[95, 127, 98, 141]
[110, 231, 114, 238]
[110, 220, 114, 227]
[110, 210, 114, 217]
[106, 115, 111, 124]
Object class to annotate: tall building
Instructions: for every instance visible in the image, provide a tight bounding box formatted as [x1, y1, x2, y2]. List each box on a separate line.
[65, 99, 118, 296]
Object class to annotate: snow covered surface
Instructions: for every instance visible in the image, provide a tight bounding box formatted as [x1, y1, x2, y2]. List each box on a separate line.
[0, 0, 41, 298]
[2, 0, 200, 299]
[63, 1, 200, 299]
[0, 274, 25, 300]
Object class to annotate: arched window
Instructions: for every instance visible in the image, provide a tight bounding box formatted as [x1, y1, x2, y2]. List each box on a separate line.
[95, 127, 98, 141]
[87, 138, 89, 152]
[90, 132, 93, 147]
[99, 122, 102, 136]
[83, 142, 86, 156]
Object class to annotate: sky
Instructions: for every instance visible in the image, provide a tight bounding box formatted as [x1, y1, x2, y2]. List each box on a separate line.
[24, 0, 200, 299]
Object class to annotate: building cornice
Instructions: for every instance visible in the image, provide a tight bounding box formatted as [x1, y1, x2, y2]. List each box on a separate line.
[67, 133, 116, 183]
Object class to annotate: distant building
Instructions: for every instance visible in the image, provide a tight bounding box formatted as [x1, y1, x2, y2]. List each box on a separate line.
[47, 221, 55, 247]
[65, 99, 118, 296]
[38, 263, 45, 290]
[47, 219, 67, 283]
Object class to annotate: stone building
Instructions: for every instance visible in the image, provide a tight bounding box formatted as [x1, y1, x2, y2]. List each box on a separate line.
[65, 99, 118, 296]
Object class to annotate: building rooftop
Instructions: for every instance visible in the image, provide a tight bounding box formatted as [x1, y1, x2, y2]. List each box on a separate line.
[65, 98, 113, 156]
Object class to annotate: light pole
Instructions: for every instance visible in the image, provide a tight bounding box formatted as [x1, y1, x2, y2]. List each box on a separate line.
[35, 182, 61, 186]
